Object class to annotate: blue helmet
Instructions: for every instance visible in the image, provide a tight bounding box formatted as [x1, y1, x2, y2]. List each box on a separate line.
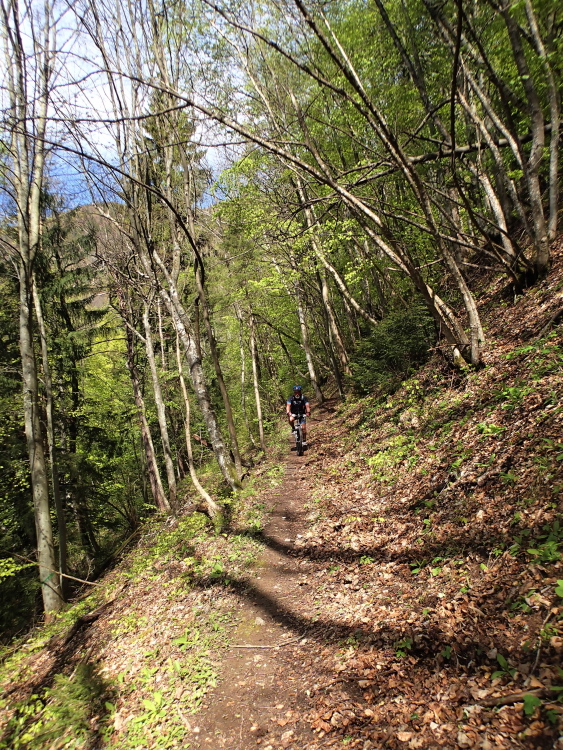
[293, 385, 302, 392]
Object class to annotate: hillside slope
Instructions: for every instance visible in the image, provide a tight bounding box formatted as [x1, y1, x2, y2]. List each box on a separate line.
[292, 239, 563, 748]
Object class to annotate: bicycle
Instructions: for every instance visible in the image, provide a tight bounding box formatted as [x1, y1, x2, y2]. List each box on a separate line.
[292, 415, 306, 456]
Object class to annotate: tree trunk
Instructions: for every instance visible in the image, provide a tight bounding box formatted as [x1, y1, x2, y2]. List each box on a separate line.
[155, 275, 241, 490]
[133, 238, 241, 490]
[524, 0, 559, 243]
[500, 2, 549, 276]
[33, 278, 68, 598]
[123, 306, 169, 513]
[143, 301, 177, 507]
[249, 313, 266, 453]
[176, 336, 222, 517]
[295, 285, 324, 402]
[3, 0, 63, 617]
[195, 267, 243, 480]
[235, 305, 256, 446]
[19, 266, 63, 615]
[320, 266, 351, 377]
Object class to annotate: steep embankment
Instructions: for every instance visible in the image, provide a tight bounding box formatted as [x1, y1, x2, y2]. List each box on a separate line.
[2, 240, 563, 750]
[267, 241, 563, 748]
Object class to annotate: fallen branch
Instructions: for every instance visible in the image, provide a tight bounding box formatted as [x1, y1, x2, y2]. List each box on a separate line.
[535, 306, 563, 340]
[471, 686, 562, 707]
[7, 552, 102, 587]
[231, 636, 301, 649]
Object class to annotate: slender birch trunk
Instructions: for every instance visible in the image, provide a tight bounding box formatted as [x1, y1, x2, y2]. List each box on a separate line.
[143, 300, 177, 506]
[195, 267, 243, 480]
[155, 275, 241, 490]
[122, 303, 169, 513]
[33, 278, 67, 596]
[500, 3, 549, 276]
[524, 0, 559, 242]
[19, 268, 63, 613]
[176, 337, 221, 517]
[2, 0, 62, 616]
[235, 305, 256, 446]
[249, 313, 266, 452]
[295, 286, 323, 402]
[319, 266, 351, 376]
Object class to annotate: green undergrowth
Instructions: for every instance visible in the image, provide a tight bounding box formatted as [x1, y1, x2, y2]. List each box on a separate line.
[0, 436, 287, 750]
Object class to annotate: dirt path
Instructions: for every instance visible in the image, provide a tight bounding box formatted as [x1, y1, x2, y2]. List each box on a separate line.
[192, 410, 362, 750]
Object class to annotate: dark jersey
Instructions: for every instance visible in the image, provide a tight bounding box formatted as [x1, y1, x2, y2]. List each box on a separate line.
[287, 395, 309, 416]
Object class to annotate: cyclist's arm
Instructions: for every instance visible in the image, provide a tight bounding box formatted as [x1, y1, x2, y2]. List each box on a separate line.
[305, 399, 311, 417]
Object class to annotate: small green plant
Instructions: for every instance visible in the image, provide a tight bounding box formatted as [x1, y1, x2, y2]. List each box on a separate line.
[1, 663, 112, 750]
[359, 555, 374, 565]
[451, 451, 471, 470]
[500, 470, 517, 485]
[494, 382, 533, 410]
[477, 423, 505, 437]
[491, 653, 516, 681]
[527, 519, 563, 563]
[522, 694, 542, 717]
[540, 622, 558, 643]
[440, 645, 452, 660]
[410, 559, 428, 575]
[394, 637, 413, 658]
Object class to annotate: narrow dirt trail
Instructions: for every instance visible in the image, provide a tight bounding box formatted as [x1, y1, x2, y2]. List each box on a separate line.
[192, 404, 365, 750]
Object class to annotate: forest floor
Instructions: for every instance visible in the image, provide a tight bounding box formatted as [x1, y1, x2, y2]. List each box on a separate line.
[2, 241, 563, 750]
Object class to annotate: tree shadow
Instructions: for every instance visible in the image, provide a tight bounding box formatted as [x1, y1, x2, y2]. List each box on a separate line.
[0, 659, 114, 750]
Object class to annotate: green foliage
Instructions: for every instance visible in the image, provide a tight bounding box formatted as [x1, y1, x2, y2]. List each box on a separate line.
[477, 423, 506, 437]
[394, 636, 413, 658]
[522, 694, 542, 717]
[366, 434, 417, 483]
[440, 645, 452, 660]
[510, 518, 563, 563]
[1, 663, 112, 750]
[491, 653, 516, 681]
[349, 305, 434, 395]
[0, 558, 33, 580]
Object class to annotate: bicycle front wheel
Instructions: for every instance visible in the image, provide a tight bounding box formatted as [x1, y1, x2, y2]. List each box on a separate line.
[296, 427, 303, 456]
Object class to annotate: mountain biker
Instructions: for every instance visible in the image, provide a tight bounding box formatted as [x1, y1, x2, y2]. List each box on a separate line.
[286, 385, 311, 446]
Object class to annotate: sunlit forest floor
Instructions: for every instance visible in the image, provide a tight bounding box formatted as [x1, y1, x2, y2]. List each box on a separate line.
[2, 241, 563, 749]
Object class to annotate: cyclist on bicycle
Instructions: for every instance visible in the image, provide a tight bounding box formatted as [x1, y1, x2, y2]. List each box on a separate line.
[286, 385, 311, 446]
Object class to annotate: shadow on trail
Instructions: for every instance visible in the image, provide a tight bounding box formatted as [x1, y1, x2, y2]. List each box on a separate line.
[186, 567, 496, 678]
[239, 526, 518, 569]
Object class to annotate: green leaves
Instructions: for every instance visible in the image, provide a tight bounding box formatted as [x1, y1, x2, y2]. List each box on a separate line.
[142, 692, 164, 713]
[522, 694, 542, 716]
[0, 558, 32, 581]
[394, 637, 413, 658]
[491, 653, 516, 681]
